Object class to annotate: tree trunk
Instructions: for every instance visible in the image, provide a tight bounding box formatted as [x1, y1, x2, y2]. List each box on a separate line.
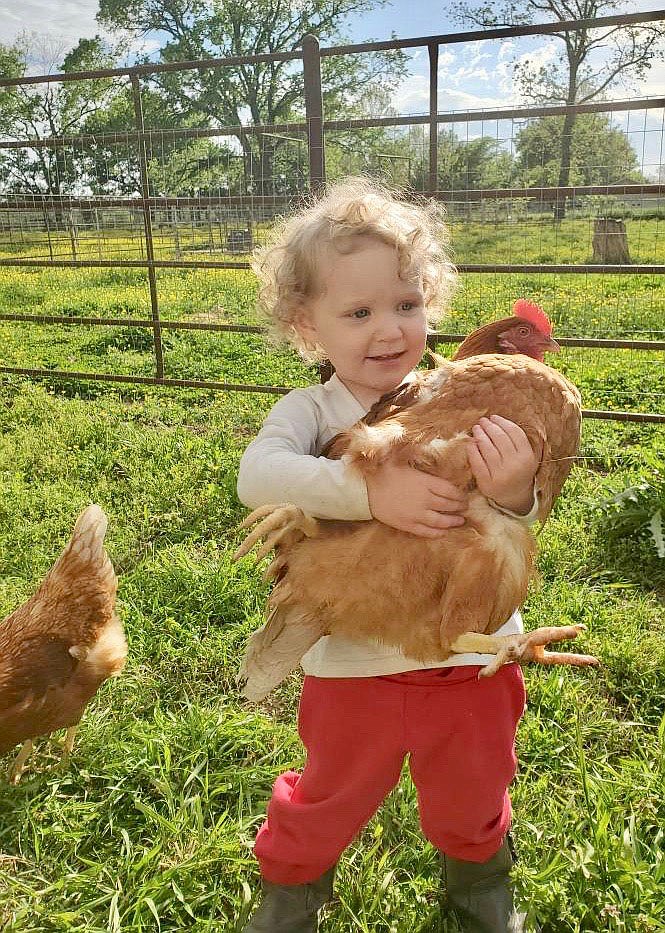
[592, 218, 631, 264]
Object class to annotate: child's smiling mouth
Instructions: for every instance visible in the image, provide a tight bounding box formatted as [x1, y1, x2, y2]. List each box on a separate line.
[366, 351, 405, 362]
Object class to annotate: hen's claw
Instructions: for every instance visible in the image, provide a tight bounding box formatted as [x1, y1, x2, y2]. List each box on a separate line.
[234, 504, 320, 563]
[450, 624, 599, 677]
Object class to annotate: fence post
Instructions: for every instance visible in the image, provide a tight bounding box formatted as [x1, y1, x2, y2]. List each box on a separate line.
[303, 34, 331, 384]
[302, 34, 325, 194]
[43, 207, 54, 261]
[130, 72, 165, 379]
[428, 42, 439, 194]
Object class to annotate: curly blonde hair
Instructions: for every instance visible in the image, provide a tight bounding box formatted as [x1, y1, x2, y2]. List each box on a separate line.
[252, 176, 457, 360]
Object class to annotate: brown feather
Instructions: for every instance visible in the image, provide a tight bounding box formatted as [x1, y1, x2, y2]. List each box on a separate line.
[452, 318, 514, 360]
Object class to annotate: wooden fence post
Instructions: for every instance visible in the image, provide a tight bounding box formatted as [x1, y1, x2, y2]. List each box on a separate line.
[428, 42, 439, 194]
[302, 34, 325, 194]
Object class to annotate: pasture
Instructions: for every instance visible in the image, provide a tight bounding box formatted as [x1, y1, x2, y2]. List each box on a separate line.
[0, 214, 663, 931]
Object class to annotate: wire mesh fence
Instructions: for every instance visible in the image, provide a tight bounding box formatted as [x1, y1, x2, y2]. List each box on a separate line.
[0, 12, 664, 420]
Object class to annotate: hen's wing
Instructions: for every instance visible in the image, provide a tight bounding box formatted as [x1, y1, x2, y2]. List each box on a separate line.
[363, 375, 431, 425]
[239, 605, 325, 701]
[0, 505, 127, 752]
[371, 356, 581, 522]
[530, 374, 581, 521]
[235, 505, 326, 700]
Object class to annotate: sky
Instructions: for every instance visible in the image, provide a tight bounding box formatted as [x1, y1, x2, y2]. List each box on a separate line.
[1, 0, 663, 104]
[1, 0, 664, 173]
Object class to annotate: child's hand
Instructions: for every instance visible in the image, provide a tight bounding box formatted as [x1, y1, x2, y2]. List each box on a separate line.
[366, 461, 467, 537]
[467, 414, 539, 515]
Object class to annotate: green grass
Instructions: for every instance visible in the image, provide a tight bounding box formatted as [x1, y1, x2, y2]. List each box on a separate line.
[2, 218, 664, 413]
[0, 222, 664, 931]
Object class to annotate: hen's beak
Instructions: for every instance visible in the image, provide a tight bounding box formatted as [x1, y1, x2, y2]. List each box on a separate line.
[544, 336, 560, 353]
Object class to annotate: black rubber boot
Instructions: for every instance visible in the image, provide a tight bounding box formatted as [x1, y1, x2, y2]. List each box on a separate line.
[243, 866, 335, 932]
[441, 838, 527, 933]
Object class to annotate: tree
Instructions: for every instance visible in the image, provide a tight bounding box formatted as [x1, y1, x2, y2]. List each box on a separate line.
[515, 111, 646, 187]
[97, 0, 408, 194]
[400, 129, 515, 195]
[0, 34, 124, 200]
[437, 131, 514, 190]
[452, 0, 664, 215]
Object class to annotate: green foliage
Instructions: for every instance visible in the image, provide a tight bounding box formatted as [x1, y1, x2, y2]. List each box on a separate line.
[515, 113, 647, 188]
[590, 466, 665, 587]
[416, 130, 516, 191]
[95, 0, 407, 194]
[0, 35, 124, 196]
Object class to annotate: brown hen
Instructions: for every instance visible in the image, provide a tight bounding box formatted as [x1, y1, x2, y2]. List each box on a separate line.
[0, 504, 126, 782]
[236, 303, 598, 701]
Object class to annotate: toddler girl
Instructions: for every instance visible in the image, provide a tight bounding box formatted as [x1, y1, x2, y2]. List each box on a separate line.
[237, 177, 538, 932]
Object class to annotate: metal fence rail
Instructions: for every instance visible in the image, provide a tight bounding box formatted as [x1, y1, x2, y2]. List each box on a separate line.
[1, 12, 664, 421]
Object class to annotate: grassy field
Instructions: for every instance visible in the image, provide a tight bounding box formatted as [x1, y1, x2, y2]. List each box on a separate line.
[0, 218, 664, 931]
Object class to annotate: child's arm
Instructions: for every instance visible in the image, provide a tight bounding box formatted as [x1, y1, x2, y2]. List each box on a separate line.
[237, 391, 370, 520]
[467, 414, 539, 518]
[238, 390, 468, 532]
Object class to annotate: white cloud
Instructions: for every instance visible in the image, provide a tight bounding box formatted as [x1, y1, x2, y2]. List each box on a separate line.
[392, 72, 429, 112]
[439, 87, 508, 112]
[448, 65, 490, 87]
[497, 39, 516, 62]
[392, 44, 520, 114]
[637, 59, 665, 97]
[0, 0, 104, 51]
[512, 39, 558, 77]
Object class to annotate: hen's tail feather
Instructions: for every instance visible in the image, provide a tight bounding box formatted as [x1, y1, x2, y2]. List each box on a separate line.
[70, 504, 107, 558]
[239, 607, 324, 702]
[50, 504, 117, 594]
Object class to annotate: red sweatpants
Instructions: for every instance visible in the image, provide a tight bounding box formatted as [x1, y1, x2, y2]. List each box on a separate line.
[255, 663, 526, 884]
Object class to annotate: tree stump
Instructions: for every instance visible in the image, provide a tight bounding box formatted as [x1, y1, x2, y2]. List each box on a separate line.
[592, 217, 631, 264]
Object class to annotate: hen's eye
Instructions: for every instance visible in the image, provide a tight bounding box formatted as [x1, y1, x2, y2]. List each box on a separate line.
[518, 326, 531, 336]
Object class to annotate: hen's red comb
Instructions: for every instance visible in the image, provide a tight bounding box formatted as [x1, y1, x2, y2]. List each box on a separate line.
[512, 299, 552, 335]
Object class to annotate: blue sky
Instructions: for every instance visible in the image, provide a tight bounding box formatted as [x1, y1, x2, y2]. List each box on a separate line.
[346, 0, 459, 40]
[1, 0, 661, 106]
[0, 0, 663, 174]
[0, 0, 457, 51]
[2, 0, 662, 105]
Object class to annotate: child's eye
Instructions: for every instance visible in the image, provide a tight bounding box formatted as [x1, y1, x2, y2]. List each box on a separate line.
[351, 308, 370, 319]
[399, 302, 415, 312]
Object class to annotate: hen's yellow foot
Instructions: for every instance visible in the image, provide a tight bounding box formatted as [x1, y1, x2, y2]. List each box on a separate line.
[8, 739, 34, 785]
[451, 625, 599, 677]
[234, 504, 319, 561]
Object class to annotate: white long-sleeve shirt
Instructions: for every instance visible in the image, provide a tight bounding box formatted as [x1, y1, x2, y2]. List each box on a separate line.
[237, 372, 527, 677]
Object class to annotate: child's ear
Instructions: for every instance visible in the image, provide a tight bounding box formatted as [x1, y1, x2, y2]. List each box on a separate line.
[293, 307, 317, 347]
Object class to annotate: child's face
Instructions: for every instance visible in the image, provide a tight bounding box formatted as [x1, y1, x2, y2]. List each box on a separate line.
[296, 236, 428, 408]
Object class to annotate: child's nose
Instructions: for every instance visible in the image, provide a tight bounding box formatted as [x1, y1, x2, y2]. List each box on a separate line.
[376, 314, 403, 340]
